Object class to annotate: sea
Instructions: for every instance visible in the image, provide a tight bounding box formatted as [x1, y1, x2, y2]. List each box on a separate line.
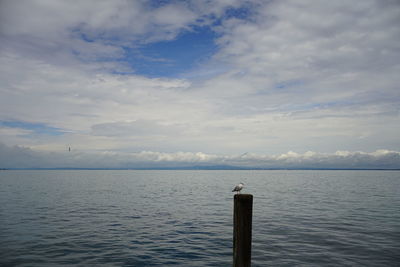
[0, 170, 399, 266]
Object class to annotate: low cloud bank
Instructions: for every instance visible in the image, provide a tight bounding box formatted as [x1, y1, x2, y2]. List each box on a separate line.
[1, 143, 399, 169]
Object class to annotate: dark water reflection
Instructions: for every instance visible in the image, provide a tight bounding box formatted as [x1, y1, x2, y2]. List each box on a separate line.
[1, 170, 399, 266]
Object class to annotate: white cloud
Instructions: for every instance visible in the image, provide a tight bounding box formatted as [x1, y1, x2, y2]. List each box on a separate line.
[0, 0, 244, 67]
[91, 120, 185, 137]
[196, 0, 400, 152]
[0, 126, 34, 146]
[1, 143, 399, 169]
[0, 0, 399, 161]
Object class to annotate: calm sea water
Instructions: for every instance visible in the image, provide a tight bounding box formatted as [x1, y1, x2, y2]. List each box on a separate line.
[0, 170, 399, 266]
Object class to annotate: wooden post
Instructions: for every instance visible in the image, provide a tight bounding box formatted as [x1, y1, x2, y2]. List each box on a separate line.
[233, 194, 253, 267]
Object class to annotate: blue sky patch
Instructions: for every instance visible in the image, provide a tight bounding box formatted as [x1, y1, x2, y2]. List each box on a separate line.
[223, 4, 256, 21]
[275, 80, 305, 89]
[71, 2, 255, 78]
[121, 26, 218, 78]
[0, 121, 65, 136]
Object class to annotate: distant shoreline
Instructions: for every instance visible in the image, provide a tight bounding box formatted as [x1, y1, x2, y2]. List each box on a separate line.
[1, 168, 400, 171]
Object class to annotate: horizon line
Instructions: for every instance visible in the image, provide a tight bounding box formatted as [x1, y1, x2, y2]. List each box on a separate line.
[2, 167, 400, 171]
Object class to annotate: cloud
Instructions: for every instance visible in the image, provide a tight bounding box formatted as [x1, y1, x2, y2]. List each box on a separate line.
[0, 0, 399, 158]
[1, 143, 399, 169]
[195, 0, 400, 152]
[0, 0, 244, 69]
[91, 120, 184, 137]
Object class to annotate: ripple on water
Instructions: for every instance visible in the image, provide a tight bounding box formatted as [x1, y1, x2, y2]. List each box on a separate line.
[1, 170, 399, 266]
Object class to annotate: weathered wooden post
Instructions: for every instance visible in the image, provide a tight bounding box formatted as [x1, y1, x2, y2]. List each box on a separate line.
[233, 194, 253, 267]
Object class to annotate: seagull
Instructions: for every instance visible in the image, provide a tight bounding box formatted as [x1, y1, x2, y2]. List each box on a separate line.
[232, 183, 244, 194]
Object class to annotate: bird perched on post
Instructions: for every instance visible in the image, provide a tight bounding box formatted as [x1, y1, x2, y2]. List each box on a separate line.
[232, 183, 244, 194]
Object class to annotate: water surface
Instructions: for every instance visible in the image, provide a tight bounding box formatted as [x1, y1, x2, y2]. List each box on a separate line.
[1, 170, 399, 266]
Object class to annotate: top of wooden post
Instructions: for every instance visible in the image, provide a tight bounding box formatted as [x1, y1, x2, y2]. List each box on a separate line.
[234, 194, 253, 200]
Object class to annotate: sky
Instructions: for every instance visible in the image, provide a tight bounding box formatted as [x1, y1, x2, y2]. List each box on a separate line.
[0, 0, 399, 169]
